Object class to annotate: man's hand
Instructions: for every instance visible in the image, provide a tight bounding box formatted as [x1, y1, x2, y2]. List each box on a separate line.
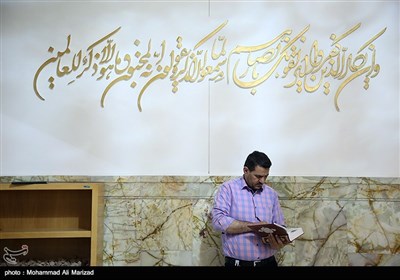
[261, 233, 286, 250]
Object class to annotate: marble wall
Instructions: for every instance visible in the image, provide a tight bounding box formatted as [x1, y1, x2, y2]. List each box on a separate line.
[2, 176, 399, 266]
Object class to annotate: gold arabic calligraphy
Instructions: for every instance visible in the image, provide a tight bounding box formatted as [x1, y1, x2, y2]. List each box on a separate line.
[33, 21, 385, 112]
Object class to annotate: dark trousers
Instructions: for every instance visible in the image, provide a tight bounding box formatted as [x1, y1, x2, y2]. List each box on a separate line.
[225, 256, 278, 267]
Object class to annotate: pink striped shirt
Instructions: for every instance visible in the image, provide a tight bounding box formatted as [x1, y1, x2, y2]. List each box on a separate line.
[211, 176, 285, 261]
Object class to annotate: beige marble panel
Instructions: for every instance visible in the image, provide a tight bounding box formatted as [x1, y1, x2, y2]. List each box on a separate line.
[138, 199, 193, 251]
[192, 199, 224, 266]
[348, 253, 400, 266]
[140, 250, 193, 266]
[1, 175, 398, 266]
[346, 201, 400, 254]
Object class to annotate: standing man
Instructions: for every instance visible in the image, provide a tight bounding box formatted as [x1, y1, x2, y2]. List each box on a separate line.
[211, 151, 286, 267]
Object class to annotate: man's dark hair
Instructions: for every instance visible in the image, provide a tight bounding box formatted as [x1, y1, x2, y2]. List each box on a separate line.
[244, 151, 272, 171]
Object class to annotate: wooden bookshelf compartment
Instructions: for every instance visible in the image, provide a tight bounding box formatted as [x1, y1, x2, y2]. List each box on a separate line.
[0, 183, 104, 266]
[0, 238, 91, 266]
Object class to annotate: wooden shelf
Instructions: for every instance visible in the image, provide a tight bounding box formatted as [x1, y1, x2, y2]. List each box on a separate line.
[1, 229, 92, 239]
[0, 183, 104, 266]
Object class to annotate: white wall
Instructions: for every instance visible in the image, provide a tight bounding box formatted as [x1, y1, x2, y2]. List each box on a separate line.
[1, 0, 399, 177]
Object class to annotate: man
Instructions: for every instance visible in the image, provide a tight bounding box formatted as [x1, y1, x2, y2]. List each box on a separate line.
[211, 151, 286, 267]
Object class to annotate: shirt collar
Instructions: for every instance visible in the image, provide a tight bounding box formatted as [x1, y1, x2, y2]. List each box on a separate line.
[241, 176, 263, 193]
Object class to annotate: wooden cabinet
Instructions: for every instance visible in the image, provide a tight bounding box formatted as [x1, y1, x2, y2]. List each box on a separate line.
[0, 183, 104, 266]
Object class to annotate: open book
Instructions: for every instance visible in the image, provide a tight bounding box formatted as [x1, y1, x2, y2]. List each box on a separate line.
[248, 223, 304, 244]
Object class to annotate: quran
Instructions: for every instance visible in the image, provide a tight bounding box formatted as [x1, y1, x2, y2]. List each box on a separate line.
[248, 223, 304, 244]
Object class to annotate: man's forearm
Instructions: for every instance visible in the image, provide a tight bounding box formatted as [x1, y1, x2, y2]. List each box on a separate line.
[225, 220, 253, 234]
